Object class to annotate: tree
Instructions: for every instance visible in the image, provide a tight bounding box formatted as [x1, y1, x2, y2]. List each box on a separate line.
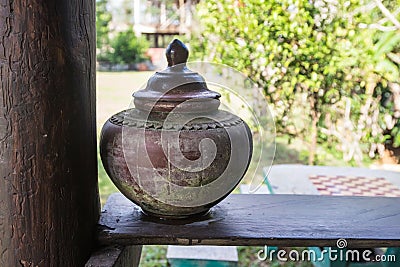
[191, 0, 363, 164]
[120, 0, 136, 27]
[321, 0, 400, 160]
[108, 29, 149, 65]
[96, 0, 112, 60]
[191, 0, 400, 164]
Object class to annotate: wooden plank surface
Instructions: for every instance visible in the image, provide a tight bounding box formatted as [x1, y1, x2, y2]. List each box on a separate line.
[98, 193, 400, 248]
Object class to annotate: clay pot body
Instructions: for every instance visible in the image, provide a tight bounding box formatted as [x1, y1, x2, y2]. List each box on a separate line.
[100, 40, 253, 218]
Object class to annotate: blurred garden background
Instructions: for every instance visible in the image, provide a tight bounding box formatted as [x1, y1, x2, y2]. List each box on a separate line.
[96, 0, 400, 266]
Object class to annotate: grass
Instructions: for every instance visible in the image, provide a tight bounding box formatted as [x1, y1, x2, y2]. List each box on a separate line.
[96, 71, 346, 267]
[96, 71, 153, 204]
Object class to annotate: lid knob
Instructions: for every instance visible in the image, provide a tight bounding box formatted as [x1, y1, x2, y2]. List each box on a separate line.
[133, 39, 221, 113]
[166, 39, 189, 67]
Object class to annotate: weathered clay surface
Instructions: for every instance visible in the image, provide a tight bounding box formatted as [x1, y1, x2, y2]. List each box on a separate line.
[100, 109, 252, 218]
[100, 39, 252, 218]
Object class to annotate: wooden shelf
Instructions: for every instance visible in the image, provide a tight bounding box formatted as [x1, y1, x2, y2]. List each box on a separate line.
[98, 193, 400, 248]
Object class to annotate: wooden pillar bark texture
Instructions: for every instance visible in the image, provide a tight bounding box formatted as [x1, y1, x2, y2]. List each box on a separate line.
[0, 1, 99, 266]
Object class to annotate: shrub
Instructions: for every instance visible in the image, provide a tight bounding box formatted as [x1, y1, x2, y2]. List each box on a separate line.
[191, 0, 400, 164]
[107, 29, 150, 65]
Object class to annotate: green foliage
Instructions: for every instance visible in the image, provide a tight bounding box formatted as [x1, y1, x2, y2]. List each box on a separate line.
[139, 246, 168, 267]
[106, 30, 149, 64]
[191, 0, 400, 163]
[96, 1, 149, 65]
[192, 0, 355, 89]
[237, 246, 314, 267]
[392, 125, 400, 147]
[96, 0, 112, 59]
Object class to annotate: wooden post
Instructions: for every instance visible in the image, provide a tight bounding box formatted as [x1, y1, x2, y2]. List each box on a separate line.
[0, 1, 99, 266]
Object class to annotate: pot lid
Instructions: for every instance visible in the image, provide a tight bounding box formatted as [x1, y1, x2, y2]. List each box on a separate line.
[133, 39, 221, 113]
